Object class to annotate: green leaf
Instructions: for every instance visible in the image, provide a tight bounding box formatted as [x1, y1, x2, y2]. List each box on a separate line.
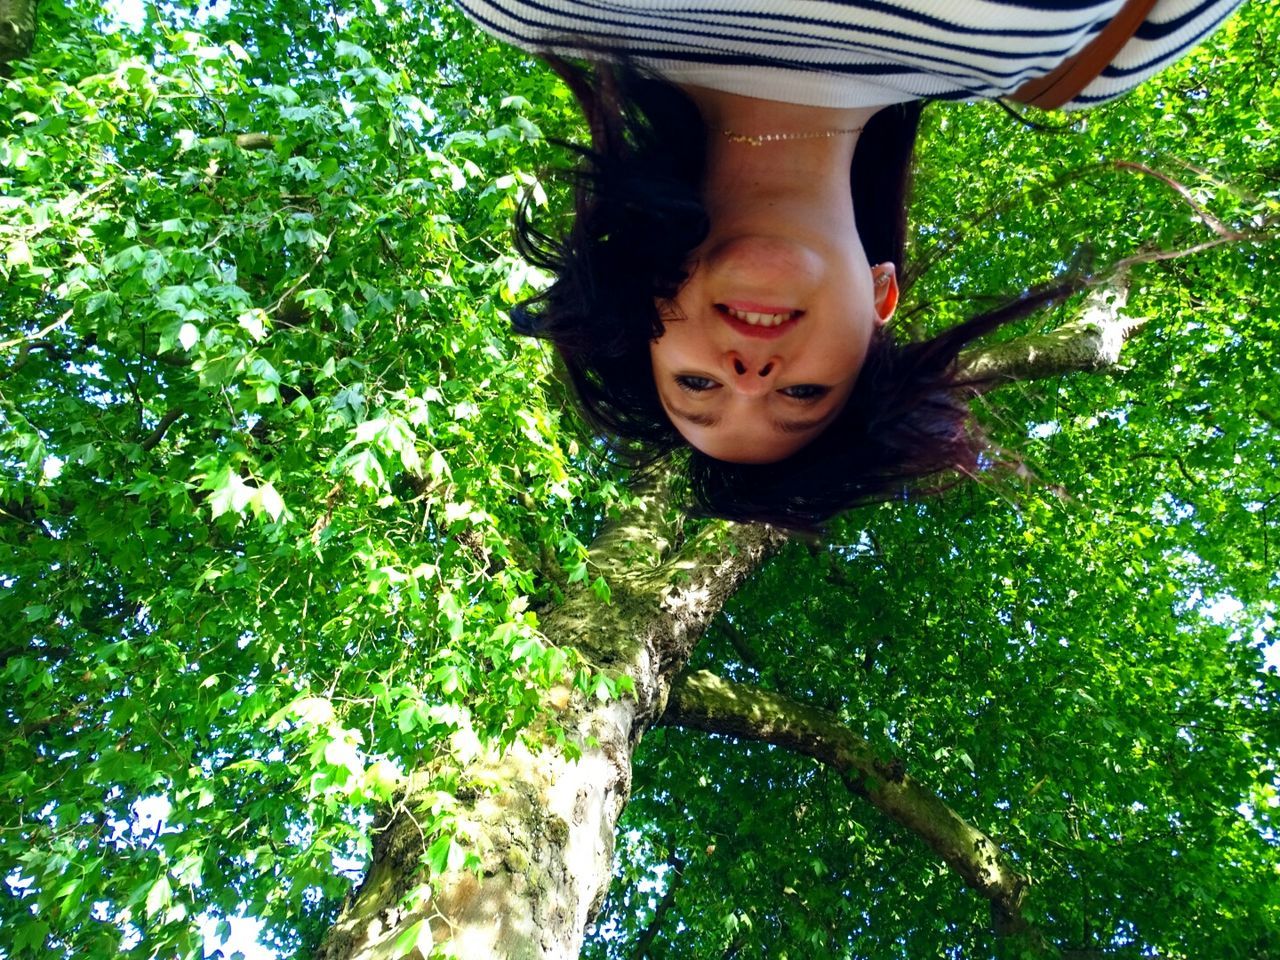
[424, 834, 454, 876]
[207, 468, 254, 519]
[335, 41, 373, 65]
[178, 322, 200, 351]
[144, 874, 171, 919]
[6, 4, 1276, 958]
[392, 919, 434, 959]
[254, 481, 285, 522]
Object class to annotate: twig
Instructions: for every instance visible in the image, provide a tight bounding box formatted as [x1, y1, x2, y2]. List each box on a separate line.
[1164, 156, 1262, 204]
[1108, 230, 1260, 271]
[1110, 160, 1234, 237]
[907, 158, 1258, 291]
[4, 338, 54, 375]
[140, 408, 185, 452]
[0, 308, 73, 351]
[184, 64, 229, 131]
[630, 848, 685, 960]
[267, 230, 336, 316]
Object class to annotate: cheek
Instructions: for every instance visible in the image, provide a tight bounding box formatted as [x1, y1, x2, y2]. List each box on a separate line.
[818, 303, 877, 368]
[649, 321, 702, 372]
[800, 332, 867, 383]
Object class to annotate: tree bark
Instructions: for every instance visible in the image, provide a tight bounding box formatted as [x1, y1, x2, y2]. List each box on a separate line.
[959, 279, 1140, 387]
[0, 0, 37, 69]
[316, 488, 786, 960]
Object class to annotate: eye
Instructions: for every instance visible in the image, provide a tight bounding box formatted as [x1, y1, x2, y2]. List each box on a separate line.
[779, 384, 830, 401]
[675, 375, 720, 393]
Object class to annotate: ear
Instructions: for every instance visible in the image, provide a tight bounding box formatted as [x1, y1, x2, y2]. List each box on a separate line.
[872, 262, 898, 325]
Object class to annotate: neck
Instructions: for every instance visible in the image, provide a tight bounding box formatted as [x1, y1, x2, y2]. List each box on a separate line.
[681, 86, 881, 236]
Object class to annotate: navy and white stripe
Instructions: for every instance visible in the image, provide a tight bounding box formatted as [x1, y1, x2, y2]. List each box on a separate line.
[456, 0, 1243, 109]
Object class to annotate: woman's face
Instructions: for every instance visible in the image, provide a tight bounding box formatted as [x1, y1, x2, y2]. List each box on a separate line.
[649, 232, 897, 464]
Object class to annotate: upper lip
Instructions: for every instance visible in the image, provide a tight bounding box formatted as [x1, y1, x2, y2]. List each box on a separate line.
[716, 303, 803, 340]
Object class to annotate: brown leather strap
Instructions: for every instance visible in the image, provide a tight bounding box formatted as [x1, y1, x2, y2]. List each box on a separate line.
[1012, 0, 1160, 109]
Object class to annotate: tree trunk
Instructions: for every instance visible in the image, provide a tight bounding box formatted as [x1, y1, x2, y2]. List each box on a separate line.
[316, 492, 786, 960]
[0, 0, 37, 69]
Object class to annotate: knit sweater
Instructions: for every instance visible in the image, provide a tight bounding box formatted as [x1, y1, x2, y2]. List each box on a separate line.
[456, 0, 1241, 109]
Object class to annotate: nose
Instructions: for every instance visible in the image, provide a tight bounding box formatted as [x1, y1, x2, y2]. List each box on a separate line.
[724, 350, 779, 397]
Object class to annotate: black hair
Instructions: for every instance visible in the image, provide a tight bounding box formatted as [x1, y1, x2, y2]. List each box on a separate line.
[513, 59, 1077, 530]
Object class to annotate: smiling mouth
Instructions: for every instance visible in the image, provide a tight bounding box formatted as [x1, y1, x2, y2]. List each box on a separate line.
[723, 306, 794, 327]
[716, 303, 803, 338]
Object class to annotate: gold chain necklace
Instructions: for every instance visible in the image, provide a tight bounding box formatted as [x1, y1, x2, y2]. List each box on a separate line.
[720, 125, 865, 147]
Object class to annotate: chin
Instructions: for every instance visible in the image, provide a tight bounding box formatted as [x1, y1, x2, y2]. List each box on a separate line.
[696, 445, 797, 465]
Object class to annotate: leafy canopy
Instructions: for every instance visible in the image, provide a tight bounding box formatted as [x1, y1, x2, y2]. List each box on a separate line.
[1, 1, 1278, 957]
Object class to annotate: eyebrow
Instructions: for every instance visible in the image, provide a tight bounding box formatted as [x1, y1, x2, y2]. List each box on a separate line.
[666, 405, 832, 435]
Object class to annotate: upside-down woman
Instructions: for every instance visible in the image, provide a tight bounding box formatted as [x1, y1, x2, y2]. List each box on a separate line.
[459, 0, 1243, 527]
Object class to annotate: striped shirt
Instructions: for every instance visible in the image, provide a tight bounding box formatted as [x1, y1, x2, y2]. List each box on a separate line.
[456, 0, 1243, 109]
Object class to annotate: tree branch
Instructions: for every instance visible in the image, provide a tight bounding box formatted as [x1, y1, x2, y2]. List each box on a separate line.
[4, 338, 55, 377]
[1107, 228, 1263, 271]
[0, 0, 37, 70]
[956, 217, 1273, 388]
[663, 669, 1050, 950]
[0, 307, 73, 351]
[235, 132, 276, 151]
[905, 158, 1256, 292]
[139, 407, 185, 452]
[713, 618, 762, 672]
[958, 278, 1141, 388]
[319, 490, 785, 960]
[631, 849, 684, 960]
[1109, 160, 1233, 238]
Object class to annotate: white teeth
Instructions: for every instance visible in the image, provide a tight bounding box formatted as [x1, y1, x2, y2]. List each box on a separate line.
[725, 307, 792, 327]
